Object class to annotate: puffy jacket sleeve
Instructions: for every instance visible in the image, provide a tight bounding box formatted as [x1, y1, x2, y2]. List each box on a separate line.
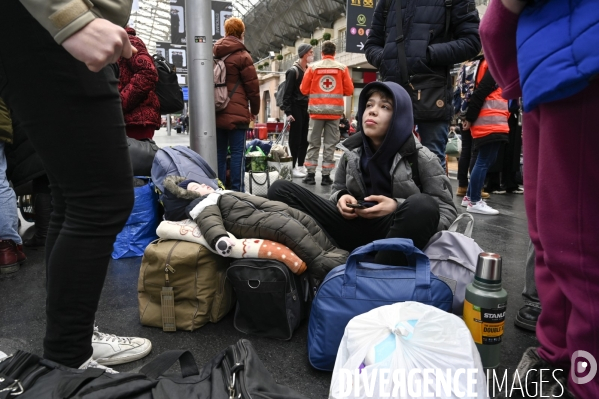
[427, 0, 481, 67]
[342, 67, 355, 96]
[282, 67, 298, 115]
[364, 0, 387, 69]
[19, 0, 132, 44]
[120, 36, 158, 113]
[417, 150, 457, 231]
[330, 155, 351, 203]
[239, 53, 260, 116]
[479, 0, 522, 99]
[300, 66, 314, 96]
[189, 202, 228, 249]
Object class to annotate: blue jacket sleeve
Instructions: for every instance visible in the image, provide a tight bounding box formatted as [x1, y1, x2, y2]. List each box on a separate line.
[427, 0, 481, 67]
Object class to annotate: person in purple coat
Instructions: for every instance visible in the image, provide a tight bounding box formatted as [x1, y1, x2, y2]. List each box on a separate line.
[481, 0, 599, 397]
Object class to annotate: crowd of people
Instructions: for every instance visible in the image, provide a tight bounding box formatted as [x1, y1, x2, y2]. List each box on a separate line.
[0, 0, 597, 397]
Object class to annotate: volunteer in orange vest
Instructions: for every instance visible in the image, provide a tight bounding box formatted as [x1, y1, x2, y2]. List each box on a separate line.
[461, 58, 509, 215]
[300, 40, 354, 186]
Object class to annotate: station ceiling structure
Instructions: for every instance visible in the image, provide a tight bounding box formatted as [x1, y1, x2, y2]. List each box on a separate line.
[236, 0, 346, 60]
[128, 0, 345, 59]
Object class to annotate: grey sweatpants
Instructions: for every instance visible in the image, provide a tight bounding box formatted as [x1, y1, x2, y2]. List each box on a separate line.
[304, 118, 340, 175]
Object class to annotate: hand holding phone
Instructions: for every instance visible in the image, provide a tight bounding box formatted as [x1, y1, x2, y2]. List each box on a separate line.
[346, 201, 377, 209]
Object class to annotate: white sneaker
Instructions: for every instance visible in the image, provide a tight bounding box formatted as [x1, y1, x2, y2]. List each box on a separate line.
[292, 166, 307, 178]
[300, 165, 308, 174]
[467, 200, 499, 215]
[79, 356, 118, 374]
[92, 326, 152, 366]
[461, 196, 470, 207]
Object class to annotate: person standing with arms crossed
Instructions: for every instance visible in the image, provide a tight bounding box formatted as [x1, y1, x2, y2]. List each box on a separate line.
[281, 44, 313, 179]
[300, 40, 354, 186]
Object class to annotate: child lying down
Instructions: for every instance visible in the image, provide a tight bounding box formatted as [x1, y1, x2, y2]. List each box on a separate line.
[163, 176, 349, 281]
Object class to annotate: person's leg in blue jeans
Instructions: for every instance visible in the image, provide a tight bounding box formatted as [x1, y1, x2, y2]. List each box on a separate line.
[466, 142, 501, 215]
[216, 128, 230, 186]
[0, 0, 140, 368]
[228, 129, 246, 192]
[216, 128, 246, 192]
[0, 142, 20, 245]
[417, 121, 449, 169]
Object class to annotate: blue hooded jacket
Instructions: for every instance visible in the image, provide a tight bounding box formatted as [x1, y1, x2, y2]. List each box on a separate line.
[358, 81, 413, 197]
[517, 0, 599, 111]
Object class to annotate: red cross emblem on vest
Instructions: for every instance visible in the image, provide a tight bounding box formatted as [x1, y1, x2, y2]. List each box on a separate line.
[319, 75, 336, 92]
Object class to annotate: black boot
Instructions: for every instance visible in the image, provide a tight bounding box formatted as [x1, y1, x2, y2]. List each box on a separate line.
[302, 173, 316, 185]
[515, 305, 541, 332]
[320, 175, 333, 186]
[24, 193, 52, 248]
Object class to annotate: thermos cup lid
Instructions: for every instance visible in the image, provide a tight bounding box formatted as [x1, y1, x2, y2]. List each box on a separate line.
[475, 252, 502, 282]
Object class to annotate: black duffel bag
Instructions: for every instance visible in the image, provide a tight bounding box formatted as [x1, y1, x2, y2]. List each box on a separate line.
[0, 339, 307, 399]
[127, 138, 160, 177]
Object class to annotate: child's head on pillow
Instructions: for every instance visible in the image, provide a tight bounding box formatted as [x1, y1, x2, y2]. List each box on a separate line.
[178, 179, 216, 196]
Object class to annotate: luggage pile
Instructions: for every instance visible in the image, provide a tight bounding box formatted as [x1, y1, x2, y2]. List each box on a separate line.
[108, 147, 493, 398]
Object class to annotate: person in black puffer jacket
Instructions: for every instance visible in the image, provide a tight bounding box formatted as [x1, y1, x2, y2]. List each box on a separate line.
[365, 0, 481, 170]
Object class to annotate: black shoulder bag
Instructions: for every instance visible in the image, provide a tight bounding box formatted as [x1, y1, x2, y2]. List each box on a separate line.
[386, 0, 453, 121]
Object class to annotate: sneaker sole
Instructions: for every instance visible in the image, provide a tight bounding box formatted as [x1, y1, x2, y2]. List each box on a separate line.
[514, 315, 537, 332]
[95, 342, 153, 366]
[467, 207, 499, 215]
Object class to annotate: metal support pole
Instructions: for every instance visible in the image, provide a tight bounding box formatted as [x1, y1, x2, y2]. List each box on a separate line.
[166, 114, 171, 136]
[185, 0, 218, 170]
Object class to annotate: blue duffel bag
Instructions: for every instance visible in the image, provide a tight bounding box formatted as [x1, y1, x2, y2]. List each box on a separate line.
[307, 238, 453, 371]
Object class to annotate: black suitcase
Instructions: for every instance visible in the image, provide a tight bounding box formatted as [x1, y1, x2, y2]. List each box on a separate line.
[227, 259, 311, 340]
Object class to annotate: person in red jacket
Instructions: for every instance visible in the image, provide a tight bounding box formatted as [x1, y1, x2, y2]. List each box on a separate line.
[213, 17, 260, 192]
[117, 27, 161, 140]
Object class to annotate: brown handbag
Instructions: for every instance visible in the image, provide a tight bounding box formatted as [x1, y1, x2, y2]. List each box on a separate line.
[138, 239, 235, 331]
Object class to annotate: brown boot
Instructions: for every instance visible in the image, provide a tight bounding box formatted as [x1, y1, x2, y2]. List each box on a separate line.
[456, 186, 468, 196]
[481, 190, 490, 199]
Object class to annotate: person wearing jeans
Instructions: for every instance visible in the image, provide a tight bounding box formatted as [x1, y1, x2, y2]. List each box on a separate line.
[216, 128, 246, 192]
[461, 58, 509, 215]
[1, 0, 151, 370]
[417, 121, 450, 169]
[213, 18, 260, 192]
[0, 104, 27, 274]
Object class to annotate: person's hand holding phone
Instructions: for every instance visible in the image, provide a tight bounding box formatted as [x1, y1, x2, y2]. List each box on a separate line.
[354, 195, 397, 219]
[337, 194, 359, 220]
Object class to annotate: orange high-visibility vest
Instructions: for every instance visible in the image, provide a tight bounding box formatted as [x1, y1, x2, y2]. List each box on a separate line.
[470, 59, 509, 139]
[300, 55, 354, 120]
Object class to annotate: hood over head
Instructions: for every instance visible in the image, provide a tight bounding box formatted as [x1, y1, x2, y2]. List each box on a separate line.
[355, 81, 414, 197]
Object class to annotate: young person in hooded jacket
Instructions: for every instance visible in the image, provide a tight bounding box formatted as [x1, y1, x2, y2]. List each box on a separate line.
[268, 81, 457, 265]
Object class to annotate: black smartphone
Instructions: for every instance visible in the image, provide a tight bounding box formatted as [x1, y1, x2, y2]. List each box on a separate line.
[346, 201, 377, 209]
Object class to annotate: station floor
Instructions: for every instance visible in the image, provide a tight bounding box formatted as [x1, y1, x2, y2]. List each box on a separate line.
[0, 127, 536, 397]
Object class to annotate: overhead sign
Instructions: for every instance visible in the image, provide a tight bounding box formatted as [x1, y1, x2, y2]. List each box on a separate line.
[212, 1, 234, 42]
[345, 0, 378, 54]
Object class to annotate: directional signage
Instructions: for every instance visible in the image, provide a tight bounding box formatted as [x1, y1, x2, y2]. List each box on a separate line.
[345, 0, 378, 54]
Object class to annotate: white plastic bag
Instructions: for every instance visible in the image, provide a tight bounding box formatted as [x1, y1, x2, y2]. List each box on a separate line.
[329, 302, 488, 399]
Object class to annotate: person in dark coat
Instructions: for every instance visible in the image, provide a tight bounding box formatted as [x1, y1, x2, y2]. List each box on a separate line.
[364, 0, 481, 170]
[117, 27, 161, 140]
[213, 17, 260, 192]
[162, 175, 348, 281]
